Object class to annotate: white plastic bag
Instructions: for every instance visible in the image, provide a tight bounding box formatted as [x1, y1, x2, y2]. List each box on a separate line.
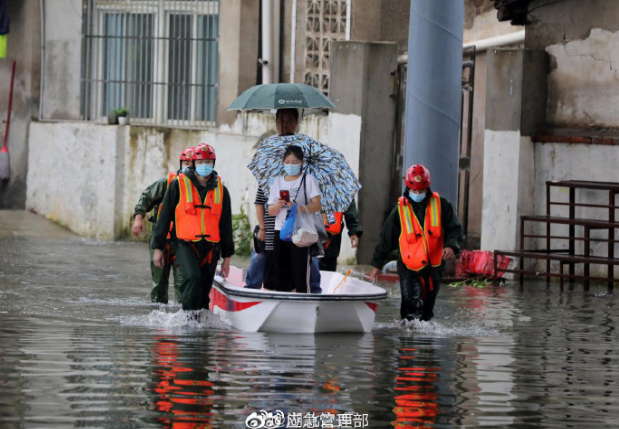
[292, 206, 319, 247]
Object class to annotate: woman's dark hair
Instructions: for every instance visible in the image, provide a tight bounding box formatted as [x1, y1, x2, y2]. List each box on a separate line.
[276, 108, 299, 122]
[283, 145, 304, 161]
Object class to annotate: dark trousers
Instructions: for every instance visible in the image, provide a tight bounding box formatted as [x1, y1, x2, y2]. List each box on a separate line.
[397, 259, 441, 321]
[319, 232, 341, 272]
[265, 233, 310, 293]
[175, 241, 219, 311]
[149, 236, 182, 303]
[263, 250, 274, 286]
[318, 256, 337, 272]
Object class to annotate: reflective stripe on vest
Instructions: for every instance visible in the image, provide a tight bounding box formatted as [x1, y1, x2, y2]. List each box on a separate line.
[398, 192, 443, 271]
[157, 172, 178, 219]
[323, 212, 343, 235]
[175, 174, 223, 242]
[157, 172, 177, 239]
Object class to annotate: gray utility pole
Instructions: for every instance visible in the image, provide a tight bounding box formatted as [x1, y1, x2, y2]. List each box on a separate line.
[404, 0, 464, 205]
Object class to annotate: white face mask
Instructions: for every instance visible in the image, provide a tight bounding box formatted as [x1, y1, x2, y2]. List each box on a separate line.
[410, 192, 426, 203]
[284, 164, 301, 176]
[196, 164, 214, 177]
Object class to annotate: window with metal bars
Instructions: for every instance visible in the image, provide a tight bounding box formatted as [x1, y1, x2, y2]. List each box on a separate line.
[81, 0, 219, 127]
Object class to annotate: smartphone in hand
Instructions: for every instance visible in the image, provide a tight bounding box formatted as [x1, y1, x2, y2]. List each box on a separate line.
[279, 190, 290, 202]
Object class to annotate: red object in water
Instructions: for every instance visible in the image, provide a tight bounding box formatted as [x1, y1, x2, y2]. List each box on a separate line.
[456, 250, 513, 278]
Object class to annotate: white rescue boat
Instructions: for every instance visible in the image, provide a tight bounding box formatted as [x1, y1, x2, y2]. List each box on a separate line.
[209, 266, 388, 333]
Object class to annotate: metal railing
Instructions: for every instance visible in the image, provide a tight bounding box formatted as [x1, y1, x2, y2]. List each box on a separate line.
[81, 0, 219, 128]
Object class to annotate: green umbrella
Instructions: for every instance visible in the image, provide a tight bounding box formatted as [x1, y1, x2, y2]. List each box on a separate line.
[227, 83, 336, 111]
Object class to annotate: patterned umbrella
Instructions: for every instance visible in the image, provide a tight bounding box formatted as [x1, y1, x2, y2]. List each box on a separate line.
[247, 134, 361, 213]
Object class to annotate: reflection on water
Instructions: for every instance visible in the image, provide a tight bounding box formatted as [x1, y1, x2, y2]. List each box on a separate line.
[150, 335, 217, 428]
[392, 340, 440, 428]
[0, 217, 618, 428]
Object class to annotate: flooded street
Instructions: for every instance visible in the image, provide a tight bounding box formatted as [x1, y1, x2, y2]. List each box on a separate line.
[1, 211, 618, 428]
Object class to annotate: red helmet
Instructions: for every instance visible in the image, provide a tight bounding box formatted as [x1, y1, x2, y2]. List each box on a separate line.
[179, 147, 194, 162]
[405, 164, 431, 190]
[193, 144, 216, 161]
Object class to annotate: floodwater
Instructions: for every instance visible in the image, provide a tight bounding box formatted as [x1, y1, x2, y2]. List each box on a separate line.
[0, 211, 618, 429]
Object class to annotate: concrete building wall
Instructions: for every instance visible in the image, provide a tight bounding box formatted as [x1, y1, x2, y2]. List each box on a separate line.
[453, 2, 525, 248]
[330, 41, 397, 265]
[379, 0, 410, 54]
[545, 29, 619, 128]
[459, 51, 488, 249]
[350, 0, 381, 42]
[351, 0, 409, 54]
[481, 49, 536, 252]
[482, 131, 534, 251]
[0, 0, 41, 210]
[218, 0, 260, 125]
[525, 0, 619, 128]
[463, 0, 515, 43]
[27, 123, 129, 239]
[40, 0, 82, 120]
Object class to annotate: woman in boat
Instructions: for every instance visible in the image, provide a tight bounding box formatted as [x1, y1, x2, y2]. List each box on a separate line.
[265, 145, 322, 293]
[246, 108, 299, 290]
[152, 143, 234, 311]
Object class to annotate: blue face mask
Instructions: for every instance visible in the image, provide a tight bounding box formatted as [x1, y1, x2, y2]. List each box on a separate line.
[195, 164, 214, 177]
[180, 166, 189, 174]
[410, 192, 426, 203]
[284, 164, 302, 176]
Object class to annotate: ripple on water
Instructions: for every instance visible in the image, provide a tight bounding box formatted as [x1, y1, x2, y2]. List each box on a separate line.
[70, 296, 157, 307]
[118, 309, 233, 330]
[374, 317, 502, 338]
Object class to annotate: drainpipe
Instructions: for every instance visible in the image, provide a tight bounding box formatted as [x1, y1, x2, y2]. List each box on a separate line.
[345, 0, 351, 40]
[261, 0, 273, 84]
[290, 0, 297, 82]
[273, 0, 281, 83]
[403, 0, 464, 206]
[397, 29, 525, 65]
[39, 0, 46, 121]
[463, 30, 525, 51]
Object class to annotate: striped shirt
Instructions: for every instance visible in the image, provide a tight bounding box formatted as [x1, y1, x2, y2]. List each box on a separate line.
[255, 188, 276, 251]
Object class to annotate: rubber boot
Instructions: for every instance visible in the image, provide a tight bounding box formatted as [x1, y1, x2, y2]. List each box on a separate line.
[420, 270, 441, 321]
[149, 235, 171, 303]
[397, 260, 424, 320]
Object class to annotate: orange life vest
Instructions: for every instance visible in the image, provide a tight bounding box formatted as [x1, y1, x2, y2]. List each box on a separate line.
[175, 174, 223, 243]
[397, 192, 443, 271]
[323, 212, 343, 235]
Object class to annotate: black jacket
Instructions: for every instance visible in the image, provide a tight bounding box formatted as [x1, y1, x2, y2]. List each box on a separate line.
[370, 189, 463, 270]
[0, 0, 9, 35]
